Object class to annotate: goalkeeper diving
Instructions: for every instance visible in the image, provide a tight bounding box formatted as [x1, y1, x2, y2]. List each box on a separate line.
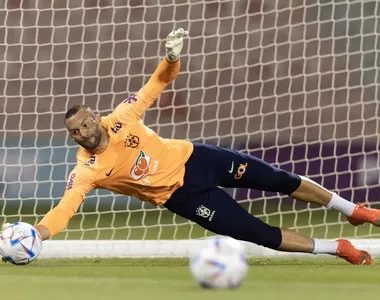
[3, 28, 380, 265]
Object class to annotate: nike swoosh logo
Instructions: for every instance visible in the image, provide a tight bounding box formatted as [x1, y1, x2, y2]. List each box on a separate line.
[105, 168, 114, 177]
[228, 161, 234, 173]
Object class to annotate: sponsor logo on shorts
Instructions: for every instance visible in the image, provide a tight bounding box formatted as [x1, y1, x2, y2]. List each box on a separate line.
[125, 134, 140, 148]
[67, 173, 76, 190]
[111, 121, 122, 134]
[130, 150, 151, 181]
[234, 163, 248, 180]
[196, 205, 215, 221]
[123, 94, 137, 104]
[228, 161, 234, 173]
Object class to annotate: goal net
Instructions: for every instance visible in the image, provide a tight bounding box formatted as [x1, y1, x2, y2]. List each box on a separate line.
[1, 0, 380, 258]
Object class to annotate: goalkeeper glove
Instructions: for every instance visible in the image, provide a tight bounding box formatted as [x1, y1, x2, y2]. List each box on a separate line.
[165, 28, 189, 62]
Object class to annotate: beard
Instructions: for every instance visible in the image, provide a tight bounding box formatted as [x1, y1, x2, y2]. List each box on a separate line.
[78, 127, 102, 150]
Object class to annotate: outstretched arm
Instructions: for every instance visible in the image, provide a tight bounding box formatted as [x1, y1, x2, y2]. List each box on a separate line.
[35, 192, 84, 240]
[142, 28, 189, 99]
[2, 191, 86, 241]
[114, 28, 188, 122]
[36, 167, 95, 240]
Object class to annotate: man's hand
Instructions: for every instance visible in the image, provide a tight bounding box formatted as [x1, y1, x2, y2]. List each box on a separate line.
[2, 222, 48, 240]
[0, 223, 11, 262]
[35, 224, 51, 241]
[165, 28, 189, 62]
[2, 223, 11, 232]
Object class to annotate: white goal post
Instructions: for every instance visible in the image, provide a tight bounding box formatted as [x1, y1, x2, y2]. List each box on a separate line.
[2, 1, 380, 258]
[39, 239, 380, 259]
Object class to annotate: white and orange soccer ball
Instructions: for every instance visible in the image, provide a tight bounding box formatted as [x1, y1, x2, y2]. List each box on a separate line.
[0, 222, 42, 265]
[189, 236, 248, 289]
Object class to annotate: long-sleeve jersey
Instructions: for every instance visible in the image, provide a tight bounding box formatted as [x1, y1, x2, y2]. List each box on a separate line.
[38, 58, 194, 237]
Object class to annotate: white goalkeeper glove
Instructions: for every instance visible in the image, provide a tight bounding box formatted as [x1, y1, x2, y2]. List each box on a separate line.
[165, 28, 189, 62]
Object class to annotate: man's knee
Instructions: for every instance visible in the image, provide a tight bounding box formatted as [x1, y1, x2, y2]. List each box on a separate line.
[272, 169, 301, 195]
[207, 214, 283, 250]
[242, 154, 301, 194]
[235, 220, 282, 249]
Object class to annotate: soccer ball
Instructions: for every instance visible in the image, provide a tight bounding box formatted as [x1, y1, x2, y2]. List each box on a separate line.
[0, 222, 42, 265]
[189, 236, 248, 289]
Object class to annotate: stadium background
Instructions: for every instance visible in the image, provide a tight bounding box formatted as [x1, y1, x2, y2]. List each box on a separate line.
[0, 0, 379, 240]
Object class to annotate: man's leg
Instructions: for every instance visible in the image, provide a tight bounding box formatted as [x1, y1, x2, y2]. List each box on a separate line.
[164, 186, 372, 265]
[292, 177, 380, 226]
[191, 143, 380, 227]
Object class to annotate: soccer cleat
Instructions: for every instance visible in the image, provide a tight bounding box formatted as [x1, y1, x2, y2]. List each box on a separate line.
[346, 203, 380, 227]
[336, 239, 373, 265]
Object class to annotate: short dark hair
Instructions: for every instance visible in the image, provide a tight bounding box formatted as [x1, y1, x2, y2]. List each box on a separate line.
[65, 104, 89, 119]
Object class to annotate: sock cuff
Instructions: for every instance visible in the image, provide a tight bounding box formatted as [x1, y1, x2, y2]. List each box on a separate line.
[326, 193, 339, 208]
[326, 193, 356, 216]
[312, 238, 319, 254]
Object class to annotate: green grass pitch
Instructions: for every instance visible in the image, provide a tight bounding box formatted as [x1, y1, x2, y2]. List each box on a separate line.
[0, 258, 378, 300]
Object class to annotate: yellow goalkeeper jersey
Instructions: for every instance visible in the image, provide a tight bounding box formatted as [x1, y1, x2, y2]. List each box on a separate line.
[39, 58, 194, 237]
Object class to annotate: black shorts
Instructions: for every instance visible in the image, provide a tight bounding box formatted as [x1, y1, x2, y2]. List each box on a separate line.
[163, 143, 301, 249]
